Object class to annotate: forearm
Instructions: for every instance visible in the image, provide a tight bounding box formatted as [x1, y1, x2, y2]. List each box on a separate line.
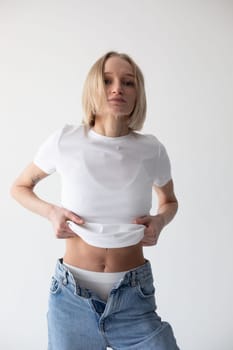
[156, 201, 178, 228]
[11, 185, 54, 219]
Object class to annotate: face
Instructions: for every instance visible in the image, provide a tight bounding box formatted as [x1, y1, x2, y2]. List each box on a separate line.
[99, 56, 137, 118]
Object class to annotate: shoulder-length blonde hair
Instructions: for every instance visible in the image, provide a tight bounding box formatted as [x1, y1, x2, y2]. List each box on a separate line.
[82, 51, 147, 131]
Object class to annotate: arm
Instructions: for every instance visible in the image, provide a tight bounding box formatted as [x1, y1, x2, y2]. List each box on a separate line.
[10, 162, 85, 238]
[153, 179, 178, 228]
[10, 162, 55, 218]
[133, 179, 178, 246]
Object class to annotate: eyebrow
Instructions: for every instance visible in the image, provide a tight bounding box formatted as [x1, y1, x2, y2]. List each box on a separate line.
[104, 72, 135, 77]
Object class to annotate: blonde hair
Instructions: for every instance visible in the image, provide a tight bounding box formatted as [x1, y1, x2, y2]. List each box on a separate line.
[82, 51, 147, 131]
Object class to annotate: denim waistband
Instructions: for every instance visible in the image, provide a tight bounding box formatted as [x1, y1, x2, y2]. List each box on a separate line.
[54, 257, 153, 290]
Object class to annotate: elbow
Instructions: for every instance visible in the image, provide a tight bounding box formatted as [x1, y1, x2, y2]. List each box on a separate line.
[173, 196, 179, 213]
[10, 182, 18, 200]
[175, 200, 179, 214]
[168, 196, 178, 217]
[10, 181, 27, 200]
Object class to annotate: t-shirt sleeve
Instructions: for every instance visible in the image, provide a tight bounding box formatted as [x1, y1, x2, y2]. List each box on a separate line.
[153, 141, 172, 187]
[33, 128, 62, 174]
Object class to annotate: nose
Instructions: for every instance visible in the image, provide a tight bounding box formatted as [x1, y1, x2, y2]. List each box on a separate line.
[111, 81, 123, 94]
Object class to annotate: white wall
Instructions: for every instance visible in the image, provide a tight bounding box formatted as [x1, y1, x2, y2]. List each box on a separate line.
[1, 1, 232, 349]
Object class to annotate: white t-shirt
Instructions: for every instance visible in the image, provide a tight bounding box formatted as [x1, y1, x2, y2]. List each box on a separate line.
[33, 124, 172, 248]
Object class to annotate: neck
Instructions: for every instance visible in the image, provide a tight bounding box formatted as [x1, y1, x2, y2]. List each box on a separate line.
[92, 115, 130, 137]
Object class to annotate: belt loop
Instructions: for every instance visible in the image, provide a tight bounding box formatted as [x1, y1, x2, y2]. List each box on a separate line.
[130, 270, 137, 287]
[62, 270, 68, 286]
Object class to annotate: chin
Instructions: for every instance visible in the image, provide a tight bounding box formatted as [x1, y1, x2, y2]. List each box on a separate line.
[111, 109, 131, 117]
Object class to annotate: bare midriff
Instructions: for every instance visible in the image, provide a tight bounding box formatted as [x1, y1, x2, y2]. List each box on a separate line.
[63, 235, 145, 272]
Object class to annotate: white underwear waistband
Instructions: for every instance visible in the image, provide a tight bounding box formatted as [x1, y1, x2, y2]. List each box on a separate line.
[63, 262, 129, 301]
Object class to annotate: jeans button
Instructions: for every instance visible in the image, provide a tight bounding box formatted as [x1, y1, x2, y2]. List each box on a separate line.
[62, 277, 68, 286]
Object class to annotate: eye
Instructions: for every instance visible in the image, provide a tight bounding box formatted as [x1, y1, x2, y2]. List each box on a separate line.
[122, 80, 135, 87]
[104, 78, 112, 85]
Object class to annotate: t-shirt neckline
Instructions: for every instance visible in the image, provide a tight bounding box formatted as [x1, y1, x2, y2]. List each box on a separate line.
[88, 128, 133, 141]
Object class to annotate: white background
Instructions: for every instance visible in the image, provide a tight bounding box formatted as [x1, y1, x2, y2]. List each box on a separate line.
[1, 0, 232, 349]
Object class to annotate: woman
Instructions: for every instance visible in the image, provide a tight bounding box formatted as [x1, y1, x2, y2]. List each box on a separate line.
[11, 51, 180, 349]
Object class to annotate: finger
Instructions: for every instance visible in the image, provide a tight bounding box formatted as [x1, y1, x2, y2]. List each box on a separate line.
[142, 242, 156, 246]
[133, 216, 150, 225]
[56, 229, 77, 239]
[142, 228, 154, 237]
[64, 221, 80, 235]
[64, 231, 77, 238]
[141, 233, 157, 245]
[145, 233, 156, 240]
[57, 234, 76, 239]
[141, 237, 150, 244]
[141, 239, 157, 246]
[65, 211, 85, 224]
[65, 226, 78, 236]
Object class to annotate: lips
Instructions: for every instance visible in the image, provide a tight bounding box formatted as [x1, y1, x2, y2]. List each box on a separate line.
[108, 98, 126, 103]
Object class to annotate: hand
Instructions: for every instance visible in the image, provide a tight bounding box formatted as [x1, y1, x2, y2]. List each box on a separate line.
[133, 214, 165, 246]
[47, 205, 85, 239]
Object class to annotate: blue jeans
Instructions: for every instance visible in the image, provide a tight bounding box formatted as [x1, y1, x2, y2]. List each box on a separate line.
[47, 258, 180, 350]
